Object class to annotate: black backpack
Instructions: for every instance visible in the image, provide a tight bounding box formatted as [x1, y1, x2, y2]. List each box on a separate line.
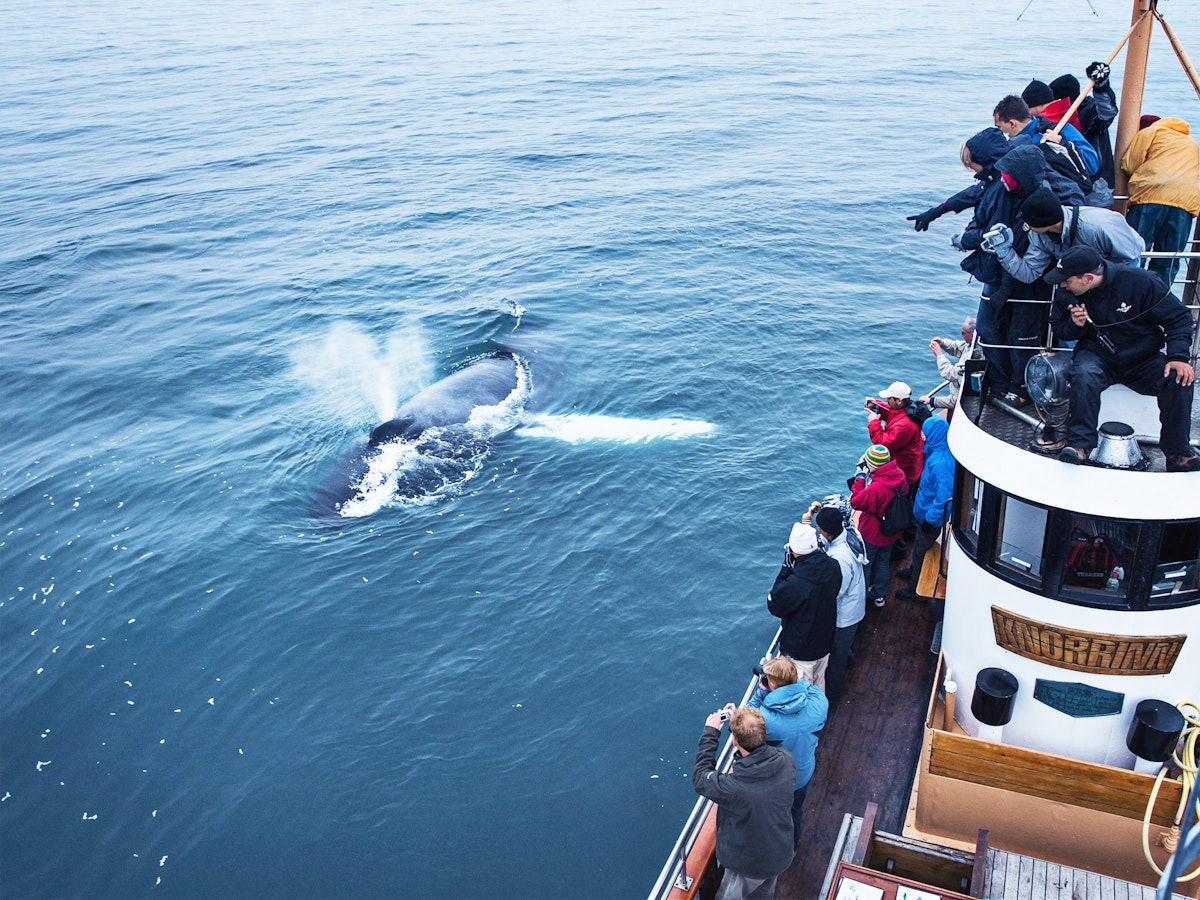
[880, 487, 914, 536]
[1033, 117, 1094, 193]
[906, 401, 933, 426]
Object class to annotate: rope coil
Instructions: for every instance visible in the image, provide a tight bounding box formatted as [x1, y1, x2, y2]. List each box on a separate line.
[1142, 702, 1200, 880]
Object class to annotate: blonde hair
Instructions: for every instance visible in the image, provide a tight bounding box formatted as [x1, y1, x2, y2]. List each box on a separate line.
[763, 656, 798, 687]
[730, 707, 767, 752]
[960, 141, 975, 170]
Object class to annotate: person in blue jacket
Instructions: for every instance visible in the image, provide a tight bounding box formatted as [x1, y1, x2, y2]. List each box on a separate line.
[897, 416, 956, 600]
[995, 91, 1100, 177]
[747, 655, 828, 851]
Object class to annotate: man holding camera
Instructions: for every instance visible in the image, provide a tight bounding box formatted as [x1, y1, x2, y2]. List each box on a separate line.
[694, 705, 796, 900]
[767, 524, 841, 691]
[866, 381, 924, 489]
[748, 655, 828, 851]
[1045, 245, 1198, 472]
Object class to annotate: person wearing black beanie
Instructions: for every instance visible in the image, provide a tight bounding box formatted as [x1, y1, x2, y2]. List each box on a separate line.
[1021, 79, 1055, 113]
[987, 185, 1144, 287]
[1047, 65, 1120, 186]
[1021, 187, 1065, 229]
[808, 503, 865, 701]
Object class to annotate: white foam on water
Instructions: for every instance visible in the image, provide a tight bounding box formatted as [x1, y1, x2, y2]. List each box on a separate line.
[518, 413, 716, 444]
[338, 356, 533, 517]
[291, 322, 431, 423]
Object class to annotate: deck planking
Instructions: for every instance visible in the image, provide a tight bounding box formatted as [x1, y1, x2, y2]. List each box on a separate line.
[774, 551, 941, 898]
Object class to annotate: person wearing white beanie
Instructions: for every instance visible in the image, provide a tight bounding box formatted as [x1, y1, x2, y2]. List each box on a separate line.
[768, 522, 842, 692]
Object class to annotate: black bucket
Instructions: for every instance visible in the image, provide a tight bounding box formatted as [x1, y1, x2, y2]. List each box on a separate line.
[1126, 699, 1185, 762]
[971, 668, 1019, 727]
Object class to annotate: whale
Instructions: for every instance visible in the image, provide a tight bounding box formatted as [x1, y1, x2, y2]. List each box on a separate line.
[311, 353, 524, 518]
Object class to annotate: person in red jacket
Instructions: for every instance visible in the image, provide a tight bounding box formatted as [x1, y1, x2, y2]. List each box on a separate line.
[866, 381, 924, 489]
[850, 444, 909, 608]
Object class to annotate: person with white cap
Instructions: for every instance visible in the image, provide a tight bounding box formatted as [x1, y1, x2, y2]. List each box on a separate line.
[766, 523, 841, 692]
[866, 380, 924, 489]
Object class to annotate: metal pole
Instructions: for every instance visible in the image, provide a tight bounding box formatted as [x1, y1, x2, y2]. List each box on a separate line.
[1113, 0, 1155, 209]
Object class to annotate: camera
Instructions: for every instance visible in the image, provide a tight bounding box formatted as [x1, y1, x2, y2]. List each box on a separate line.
[718, 709, 731, 722]
[864, 398, 885, 414]
[752, 663, 770, 691]
[981, 225, 1011, 252]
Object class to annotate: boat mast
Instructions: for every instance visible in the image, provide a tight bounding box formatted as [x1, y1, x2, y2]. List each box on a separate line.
[1113, 0, 1154, 205]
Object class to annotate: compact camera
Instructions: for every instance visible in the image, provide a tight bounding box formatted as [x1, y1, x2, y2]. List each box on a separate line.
[981, 226, 1008, 252]
[718, 709, 731, 722]
[864, 398, 885, 414]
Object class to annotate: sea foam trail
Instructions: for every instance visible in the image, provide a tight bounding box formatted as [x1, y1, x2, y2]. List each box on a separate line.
[518, 413, 716, 444]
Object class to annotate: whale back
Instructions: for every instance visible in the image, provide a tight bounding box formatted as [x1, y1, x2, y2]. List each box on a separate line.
[367, 416, 420, 448]
[392, 355, 519, 432]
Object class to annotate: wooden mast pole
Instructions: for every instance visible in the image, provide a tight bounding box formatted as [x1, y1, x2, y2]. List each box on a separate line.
[1113, 0, 1155, 206]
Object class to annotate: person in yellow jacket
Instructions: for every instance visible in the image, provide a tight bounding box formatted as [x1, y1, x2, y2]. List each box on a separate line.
[1121, 115, 1200, 285]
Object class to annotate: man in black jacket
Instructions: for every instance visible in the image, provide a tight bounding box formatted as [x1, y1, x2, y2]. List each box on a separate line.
[1045, 245, 1198, 472]
[767, 523, 842, 691]
[693, 706, 796, 900]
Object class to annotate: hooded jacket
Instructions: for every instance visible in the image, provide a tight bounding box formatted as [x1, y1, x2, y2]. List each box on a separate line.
[1050, 263, 1194, 369]
[912, 417, 955, 528]
[768, 550, 841, 662]
[693, 728, 795, 880]
[849, 459, 908, 546]
[1122, 117, 1200, 216]
[941, 127, 1011, 215]
[960, 144, 1045, 285]
[868, 404, 924, 486]
[823, 529, 867, 628]
[748, 680, 828, 789]
[999, 204, 1145, 284]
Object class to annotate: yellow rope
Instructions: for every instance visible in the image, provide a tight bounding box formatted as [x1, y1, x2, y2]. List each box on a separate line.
[1142, 702, 1200, 879]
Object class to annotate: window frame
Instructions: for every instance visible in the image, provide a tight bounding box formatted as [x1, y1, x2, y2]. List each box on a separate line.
[950, 469, 1199, 610]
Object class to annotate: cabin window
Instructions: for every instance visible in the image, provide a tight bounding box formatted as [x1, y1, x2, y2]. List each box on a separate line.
[954, 468, 984, 553]
[1061, 515, 1136, 598]
[992, 495, 1047, 584]
[1149, 520, 1200, 606]
[950, 466, 1199, 610]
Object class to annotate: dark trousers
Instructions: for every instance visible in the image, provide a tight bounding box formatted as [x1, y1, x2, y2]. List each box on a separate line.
[1008, 299, 1050, 393]
[792, 783, 810, 849]
[864, 540, 891, 599]
[976, 285, 1015, 393]
[1127, 202, 1194, 285]
[1067, 349, 1195, 455]
[826, 622, 859, 700]
[906, 521, 942, 586]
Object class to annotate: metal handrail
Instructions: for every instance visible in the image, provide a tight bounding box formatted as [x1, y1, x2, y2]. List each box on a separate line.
[647, 627, 784, 900]
[972, 248, 1200, 363]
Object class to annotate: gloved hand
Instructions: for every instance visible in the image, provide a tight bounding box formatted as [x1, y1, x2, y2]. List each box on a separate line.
[906, 203, 947, 232]
[984, 223, 1014, 258]
[1086, 61, 1110, 89]
[950, 231, 968, 252]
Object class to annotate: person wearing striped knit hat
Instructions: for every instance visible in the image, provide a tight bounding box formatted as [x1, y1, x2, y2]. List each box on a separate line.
[849, 444, 909, 608]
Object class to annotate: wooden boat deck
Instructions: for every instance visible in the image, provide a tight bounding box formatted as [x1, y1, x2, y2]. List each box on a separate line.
[824, 815, 1182, 900]
[774, 557, 943, 898]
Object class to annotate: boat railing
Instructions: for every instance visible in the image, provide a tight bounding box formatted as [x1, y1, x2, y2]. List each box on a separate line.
[646, 626, 783, 900]
[972, 246, 1200, 368]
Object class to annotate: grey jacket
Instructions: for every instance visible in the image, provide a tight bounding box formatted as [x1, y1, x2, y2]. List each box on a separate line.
[1000, 205, 1145, 284]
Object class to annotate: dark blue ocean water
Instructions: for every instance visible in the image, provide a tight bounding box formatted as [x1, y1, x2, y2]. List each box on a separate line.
[3, 2, 1196, 897]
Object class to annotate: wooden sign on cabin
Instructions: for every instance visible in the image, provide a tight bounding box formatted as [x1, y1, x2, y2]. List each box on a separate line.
[990, 606, 1185, 676]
